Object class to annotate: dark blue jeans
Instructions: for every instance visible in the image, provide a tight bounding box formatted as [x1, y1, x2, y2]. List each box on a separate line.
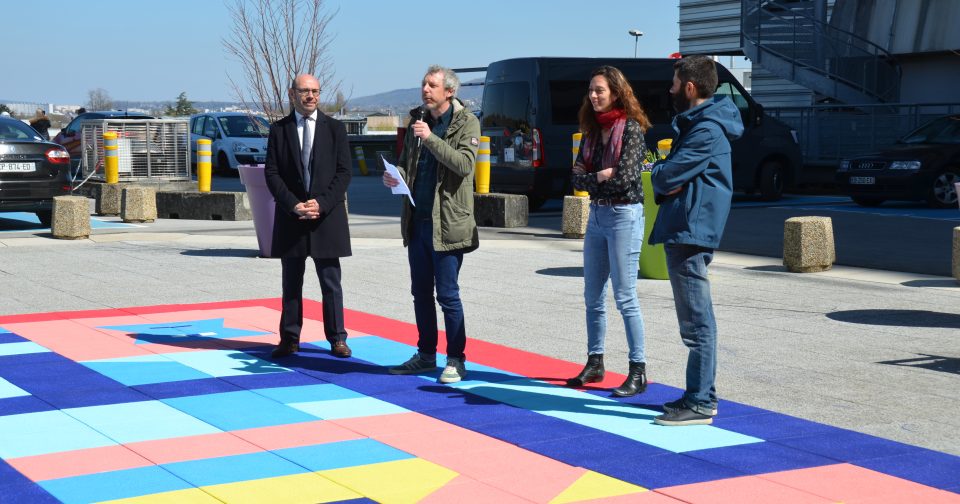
[408, 219, 466, 361]
[665, 243, 717, 416]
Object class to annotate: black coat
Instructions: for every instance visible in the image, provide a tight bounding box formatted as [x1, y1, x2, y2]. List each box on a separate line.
[264, 111, 352, 259]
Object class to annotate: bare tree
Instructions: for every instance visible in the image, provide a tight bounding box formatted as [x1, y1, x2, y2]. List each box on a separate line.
[87, 88, 113, 111]
[223, 0, 340, 122]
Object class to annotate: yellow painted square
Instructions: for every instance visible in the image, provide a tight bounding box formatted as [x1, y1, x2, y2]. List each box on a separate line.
[97, 487, 221, 504]
[320, 458, 459, 503]
[201, 472, 360, 504]
[550, 470, 647, 503]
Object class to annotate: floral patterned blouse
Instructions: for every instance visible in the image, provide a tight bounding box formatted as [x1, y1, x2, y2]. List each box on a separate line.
[571, 118, 647, 204]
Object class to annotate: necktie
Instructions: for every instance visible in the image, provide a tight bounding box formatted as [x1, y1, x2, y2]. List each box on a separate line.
[301, 116, 313, 190]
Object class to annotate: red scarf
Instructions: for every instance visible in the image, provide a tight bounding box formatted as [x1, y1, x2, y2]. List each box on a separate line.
[581, 108, 626, 173]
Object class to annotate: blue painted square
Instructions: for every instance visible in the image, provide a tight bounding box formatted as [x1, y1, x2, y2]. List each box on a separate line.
[775, 429, 918, 462]
[162, 450, 307, 487]
[0, 341, 51, 356]
[164, 349, 292, 377]
[523, 432, 671, 474]
[254, 383, 364, 404]
[162, 390, 318, 431]
[0, 356, 148, 409]
[289, 396, 409, 420]
[221, 369, 324, 390]
[0, 410, 116, 458]
[684, 440, 838, 475]
[713, 412, 836, 440]
[0, 376, 29, 399]
[0, 395, 54, 417]
[39, 465, 192, 504]
[275, 438, 413, 471]
[82, 355, 213, 386]
[0, 457, 61, 503]
[0, 332, 28, 344]
[134, 377, 243, 400]
[856, 448, 960, 490]
[597, 451, 747, 489]
[64, 400, 222, 444]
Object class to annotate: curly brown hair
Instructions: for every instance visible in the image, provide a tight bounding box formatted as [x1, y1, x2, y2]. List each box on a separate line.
[577, 65, 652, 139]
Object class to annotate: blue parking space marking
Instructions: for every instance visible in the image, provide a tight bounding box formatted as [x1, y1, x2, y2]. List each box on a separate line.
[0, 212, 140, 232]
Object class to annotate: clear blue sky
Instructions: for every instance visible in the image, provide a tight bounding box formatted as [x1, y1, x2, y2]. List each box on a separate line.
[2, 0, 679, 105]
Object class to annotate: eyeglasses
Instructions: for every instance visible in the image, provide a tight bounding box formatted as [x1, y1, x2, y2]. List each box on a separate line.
[295, 88, 321, 97]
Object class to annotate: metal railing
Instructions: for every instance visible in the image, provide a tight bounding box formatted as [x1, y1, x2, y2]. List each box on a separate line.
[741, 0, 901, 103]
[767, 102, 960, 165]
[79, 119, 191, 183]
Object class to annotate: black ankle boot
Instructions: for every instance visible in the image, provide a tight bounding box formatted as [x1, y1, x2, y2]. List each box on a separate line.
[612, 361, 647, 397]
[566, 354, 604, 387]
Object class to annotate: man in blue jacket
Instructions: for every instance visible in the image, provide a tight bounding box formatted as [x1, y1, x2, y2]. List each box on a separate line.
[649, 56, 744, 426]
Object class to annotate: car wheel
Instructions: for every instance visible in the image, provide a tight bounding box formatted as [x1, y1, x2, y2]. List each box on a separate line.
[217, 152, 231, 176]
[926, 168, 959, 209]
[36, 210, 52, 227]
[851, 196, 885, 207]
[759, 160, 785, 201]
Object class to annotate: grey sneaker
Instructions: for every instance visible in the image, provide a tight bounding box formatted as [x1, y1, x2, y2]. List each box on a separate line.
[654, 407, 713, 426]
[388, 353, 437, 375]
[439, 358, 467, 384]
[664, 398, 718, 416]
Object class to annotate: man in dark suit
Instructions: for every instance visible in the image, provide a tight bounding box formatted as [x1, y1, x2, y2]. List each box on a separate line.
[264, 73, 353, 359]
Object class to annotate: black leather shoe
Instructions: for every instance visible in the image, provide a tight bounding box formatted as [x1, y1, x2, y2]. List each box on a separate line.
[566, 354, 604, 387]
[612, 361, 647, 397]
[331, 340, 352, 358]
[271, 342, 299, 358]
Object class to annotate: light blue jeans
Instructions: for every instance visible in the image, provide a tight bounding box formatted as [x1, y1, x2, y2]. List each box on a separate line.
[583, 202, 646, 363]
[665, 243, 718, 416]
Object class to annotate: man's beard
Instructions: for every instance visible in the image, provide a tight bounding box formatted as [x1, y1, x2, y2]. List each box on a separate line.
[670, 89, 690, 113]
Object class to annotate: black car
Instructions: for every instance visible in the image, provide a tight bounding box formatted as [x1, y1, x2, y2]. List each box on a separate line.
[0, 117, 72, 226]
[837, 114, 960, 208]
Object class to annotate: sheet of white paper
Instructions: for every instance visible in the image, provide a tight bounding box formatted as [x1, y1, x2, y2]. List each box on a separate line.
[381, 155, 415, 207]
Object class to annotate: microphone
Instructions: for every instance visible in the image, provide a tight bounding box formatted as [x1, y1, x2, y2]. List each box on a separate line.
[416, 107, 425, 148]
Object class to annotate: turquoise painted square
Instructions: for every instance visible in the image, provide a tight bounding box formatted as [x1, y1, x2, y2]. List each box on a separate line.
[163, 390, 318, 431]
[64, 401, 221, 444]
[82, 355, 212, 386]
[0, 410, 116, 458]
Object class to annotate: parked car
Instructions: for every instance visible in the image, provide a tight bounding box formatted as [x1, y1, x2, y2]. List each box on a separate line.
[0, 117, 72, 226]
[52, 110, 155, 177]
[480, 57, 802, 209]
[189, 112, 269, 174]
[837, 114, 960, 208]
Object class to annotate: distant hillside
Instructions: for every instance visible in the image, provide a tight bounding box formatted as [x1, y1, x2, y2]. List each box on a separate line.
[347, 78, 483, 113]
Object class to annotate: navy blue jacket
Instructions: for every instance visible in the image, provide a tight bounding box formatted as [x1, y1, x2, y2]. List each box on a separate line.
[648, 96, 744, 249]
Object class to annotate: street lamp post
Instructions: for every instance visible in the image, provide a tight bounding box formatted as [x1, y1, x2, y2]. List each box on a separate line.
[629, 29, 644, 58]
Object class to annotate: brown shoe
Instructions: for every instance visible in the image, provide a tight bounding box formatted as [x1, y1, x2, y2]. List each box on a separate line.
[331, 340, 352, 358]
[271, 341, 299, 358]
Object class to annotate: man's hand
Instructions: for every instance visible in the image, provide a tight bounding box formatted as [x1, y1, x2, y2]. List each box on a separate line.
[383, 172, 400, 188]
[596, 167, 615, 183]
[294, 199, 321, 220]
[411, 120, 431, 142]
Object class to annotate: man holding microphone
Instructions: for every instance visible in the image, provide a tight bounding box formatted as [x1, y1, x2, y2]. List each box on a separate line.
[382, 65, 480, 384]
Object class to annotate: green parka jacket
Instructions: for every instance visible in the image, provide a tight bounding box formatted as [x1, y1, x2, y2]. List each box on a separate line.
[396, 98, 480, 252]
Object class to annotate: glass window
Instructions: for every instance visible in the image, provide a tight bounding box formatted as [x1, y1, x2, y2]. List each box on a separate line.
[482, 82, 531, 131]
[202, 116, 218, 138]
[0, 120, 37, 140]
[218, 115, 269, 137]
[714, 82, 750, 127]
[191, 116, 205, 135]
[901, 115, 960, 145]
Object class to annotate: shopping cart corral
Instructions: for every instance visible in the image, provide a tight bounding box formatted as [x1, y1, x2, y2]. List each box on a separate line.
[74, 118, 191, 190]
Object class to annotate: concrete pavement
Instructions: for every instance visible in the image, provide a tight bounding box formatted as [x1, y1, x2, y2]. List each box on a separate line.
[0, 182, 958, 463]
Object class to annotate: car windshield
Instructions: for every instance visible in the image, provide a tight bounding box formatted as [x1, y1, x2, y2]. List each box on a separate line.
[900, 116, 960, 145]
[0, 121, 40, 141]
[218, 115, 269, 138]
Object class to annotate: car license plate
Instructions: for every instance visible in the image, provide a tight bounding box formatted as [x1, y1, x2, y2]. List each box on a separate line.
[849, 176, 875, 185]
[0, 162, 35, 173]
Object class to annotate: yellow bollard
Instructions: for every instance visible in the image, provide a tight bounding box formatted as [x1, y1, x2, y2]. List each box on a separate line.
[572, 132, 588, 197]
[475, 136, 490, 194]
[657, 138, 673, 159]
[197, 138, 212, 192]
[103, 131, 119, 184]
[354, 146, 368, 176]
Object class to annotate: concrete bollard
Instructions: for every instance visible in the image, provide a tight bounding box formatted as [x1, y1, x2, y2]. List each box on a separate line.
[354, 146, 368, 176]
[953, 227, 960, 284]
[51, 196, 91, 239]
[121, 186, 158, 223]
[475, 136, 490, 194]
[103, 131, 119, 184]
[783, 216, 835, 273]
[197, 138, 212, 192]
[95, 182, 126, 216]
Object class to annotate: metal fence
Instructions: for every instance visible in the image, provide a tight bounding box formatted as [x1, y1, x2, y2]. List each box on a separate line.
[79, 119, 190, 183]
[767, 103, 960, 166]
